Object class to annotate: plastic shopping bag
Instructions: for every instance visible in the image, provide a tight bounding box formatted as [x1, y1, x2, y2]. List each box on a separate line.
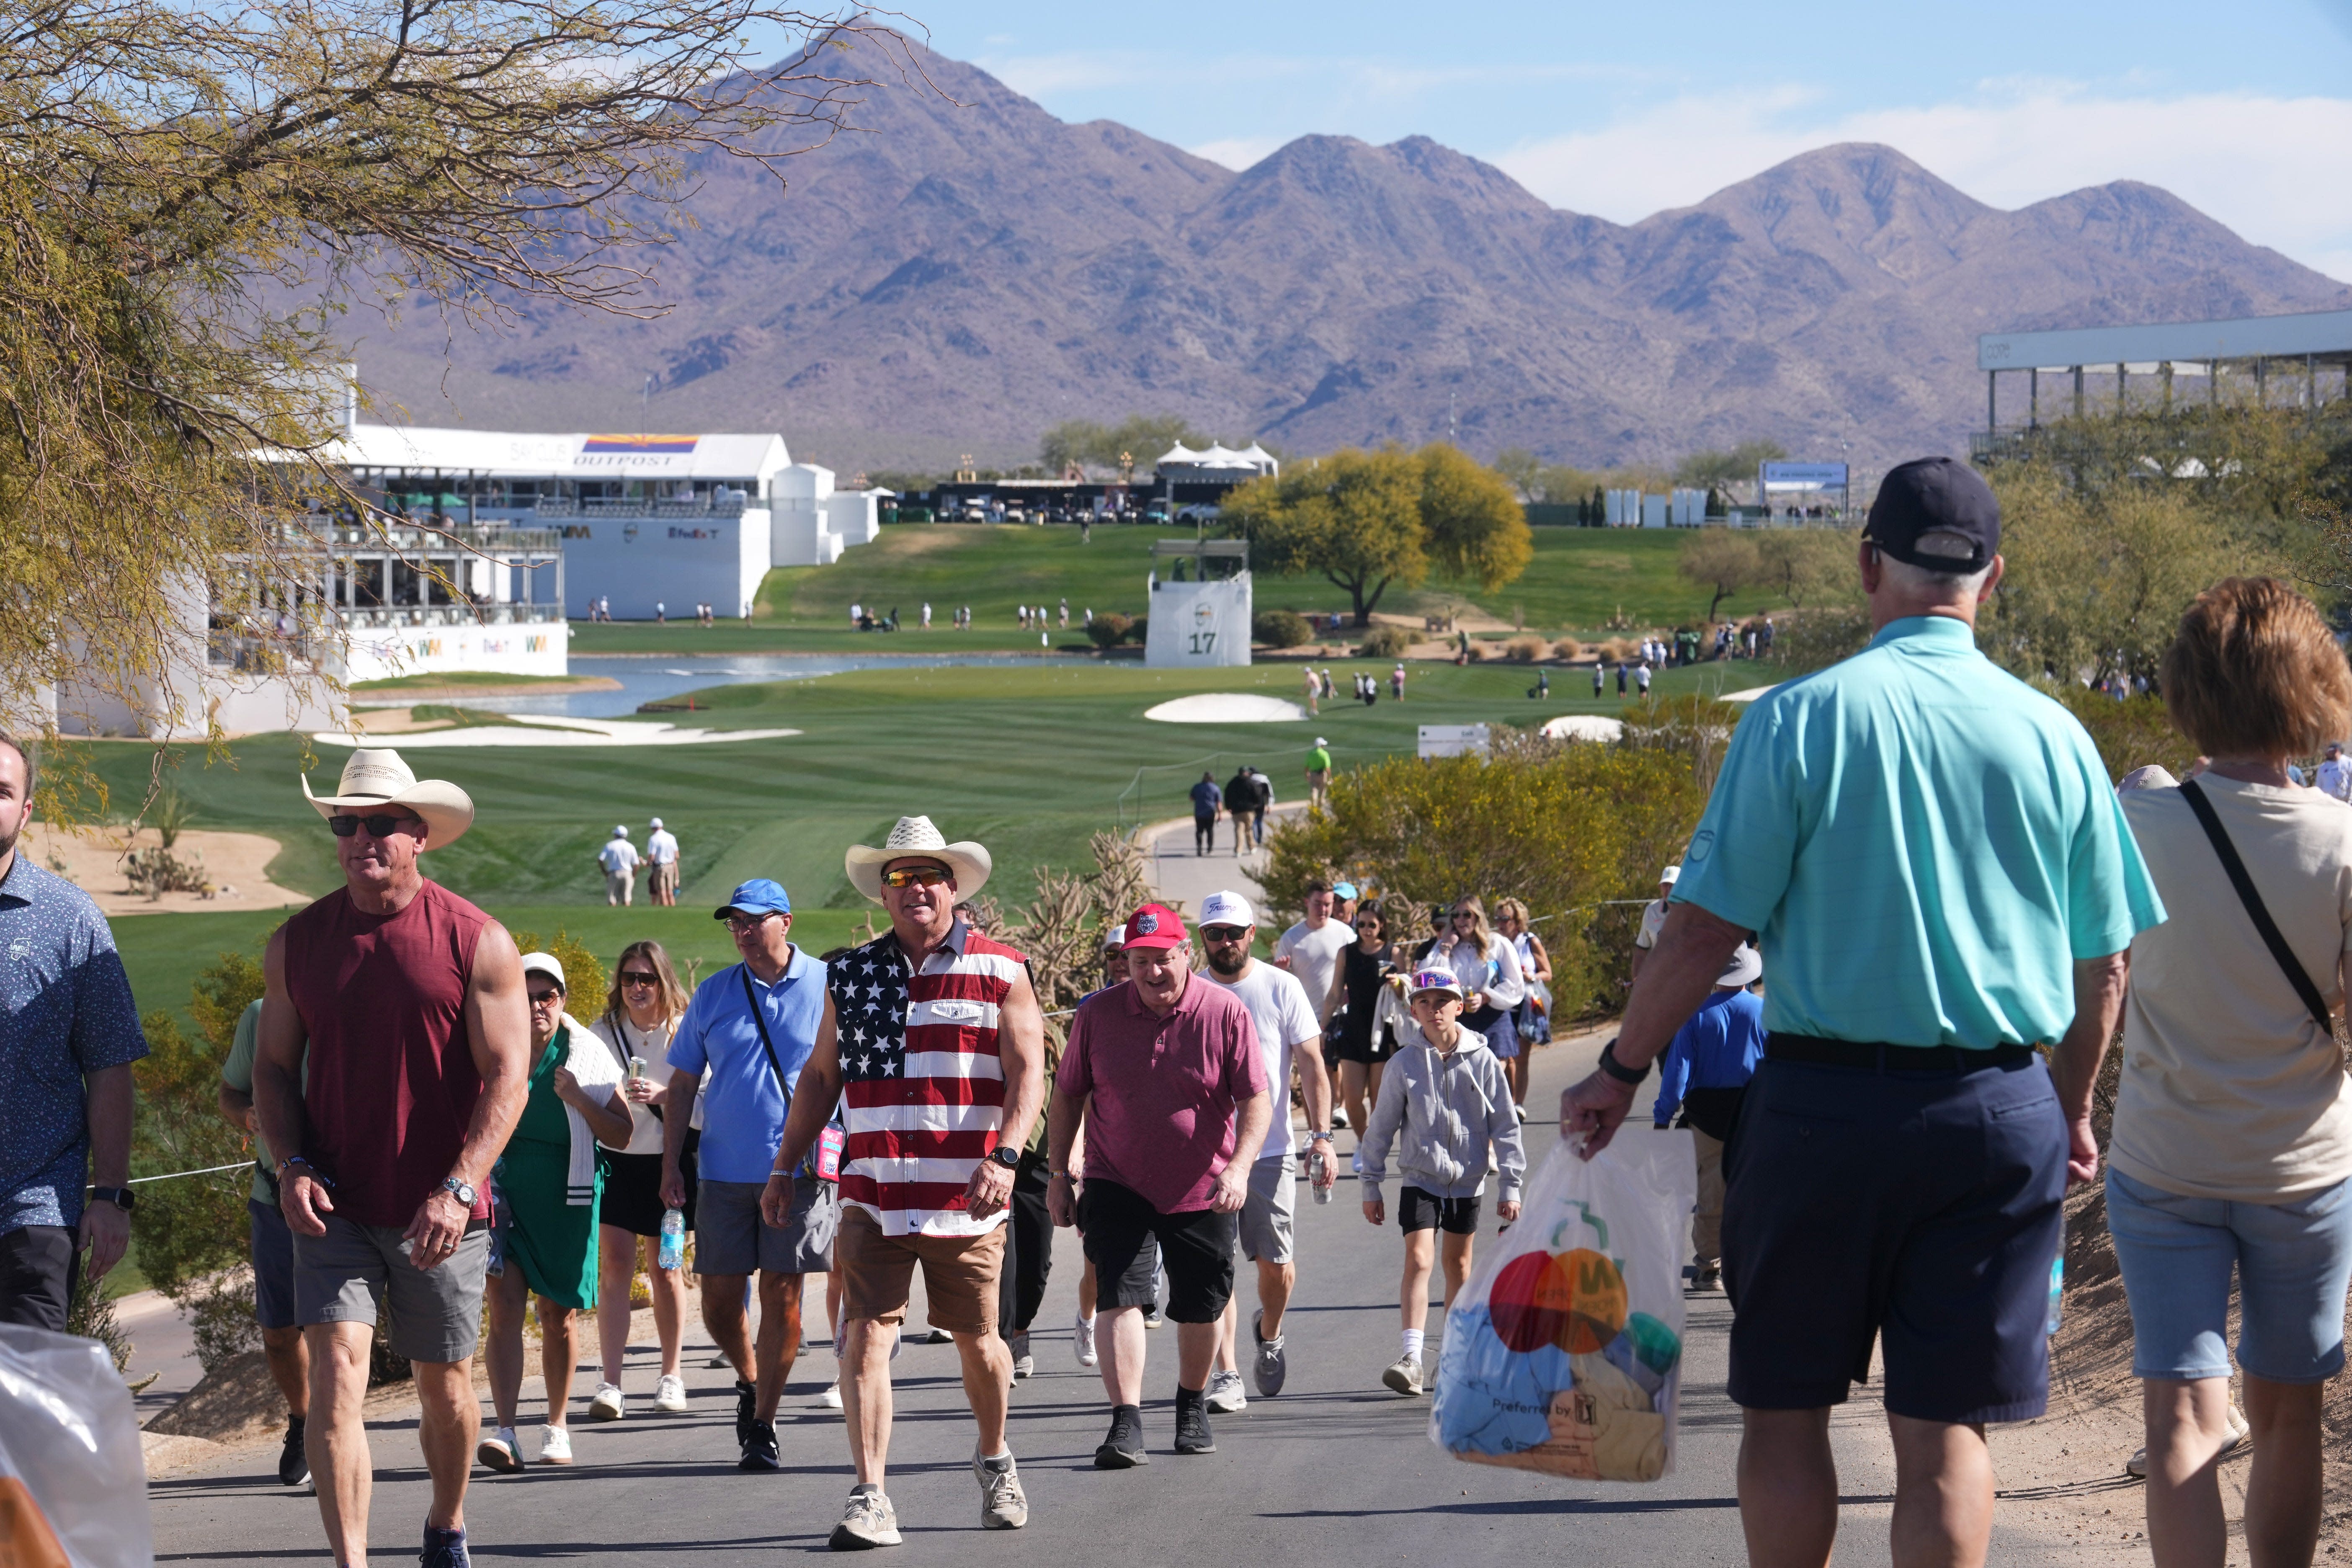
[0, 1322, 154, 1565]
[1430, 1130, 1698, 1482]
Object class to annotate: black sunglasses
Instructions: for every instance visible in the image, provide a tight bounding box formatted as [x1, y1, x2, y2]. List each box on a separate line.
[619, 971, 659, 988]
[330, 813, 417, 839]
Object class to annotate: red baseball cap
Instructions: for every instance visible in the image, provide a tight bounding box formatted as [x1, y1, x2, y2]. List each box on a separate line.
[1122, 903, 1188, 951]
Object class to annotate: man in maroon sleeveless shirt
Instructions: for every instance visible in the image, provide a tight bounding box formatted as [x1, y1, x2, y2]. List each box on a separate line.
[255, 750, 530, 1568]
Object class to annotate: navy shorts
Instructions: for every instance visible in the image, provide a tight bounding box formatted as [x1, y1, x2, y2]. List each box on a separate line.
[1723, 1053, 2066, 1424]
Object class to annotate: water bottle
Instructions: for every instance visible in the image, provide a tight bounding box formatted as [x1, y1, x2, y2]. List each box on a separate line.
[2044, 1253, 2064, 1338]
[659, 1207, 686, 1271]
[1310, 1146, 1333, 1205]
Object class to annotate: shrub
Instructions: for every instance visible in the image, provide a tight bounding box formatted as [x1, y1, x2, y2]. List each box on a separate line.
[1506, 636, 1546, 663]
[1553, 637, 1583, 661]
[1358, 624, 1413, 658]
[509, 927, 609, 1008]
[1125, 615, 1149, 645]
[1085, 611, 1132, 649]
[1252, 609, 1312, 648]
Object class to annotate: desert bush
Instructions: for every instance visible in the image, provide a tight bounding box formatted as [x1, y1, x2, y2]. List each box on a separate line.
[124, 844, 211, 899]
[1085, 611, 1132, 650]
[1506, 636, 1546, 663]
[2049, 687, 2201, 784]
[1553, 637, 1583, 661]
[1125, 615, 1149, 645]
[1252, 609, 1312, 648]
[1358, 624, 1413, 658]
[508, 927, 608, 1007]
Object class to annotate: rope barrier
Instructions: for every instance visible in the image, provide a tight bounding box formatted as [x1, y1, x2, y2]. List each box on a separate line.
[126, 1161, 251, 1186]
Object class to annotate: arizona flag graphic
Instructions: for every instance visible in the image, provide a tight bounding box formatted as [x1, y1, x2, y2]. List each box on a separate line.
[582, 433, 700, 453]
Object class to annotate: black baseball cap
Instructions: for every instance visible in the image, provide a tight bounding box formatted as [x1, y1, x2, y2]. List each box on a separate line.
[1862, 457, 2000, 573]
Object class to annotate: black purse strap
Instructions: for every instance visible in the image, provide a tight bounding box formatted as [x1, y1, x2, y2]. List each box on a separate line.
[739, 961, 807, 1175]
[2179, 779, 2336, 1037]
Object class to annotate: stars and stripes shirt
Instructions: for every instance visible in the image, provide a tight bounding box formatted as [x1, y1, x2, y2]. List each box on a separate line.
[829, 921, 1025, 1237]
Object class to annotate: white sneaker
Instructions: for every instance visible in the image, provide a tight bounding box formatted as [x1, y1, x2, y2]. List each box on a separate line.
[588, 1382, 625, 1421]
[536, 1424, 573, 1465]
[476, 1426, 523, 1472]
[1382, 1356, 1424, 1396]
[819, 1381, 843, 1410]
[652, 1374, 688, 1413]
[1205, 1369, 1248, 1413]
[1073, 1312, 1098, 1368]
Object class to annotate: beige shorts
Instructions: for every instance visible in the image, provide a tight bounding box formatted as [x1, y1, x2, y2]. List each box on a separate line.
[605, 869, 634, 900]
[835, 1207, 1004, 1335]
[651, 861, 679, 897]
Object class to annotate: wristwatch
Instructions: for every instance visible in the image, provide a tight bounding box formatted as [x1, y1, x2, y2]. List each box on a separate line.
[441, 1176, 478, 1207]
[89, 1185, 135, 1212]
[1308, 1131, 1335, 1144]
[988, 1145, 1022, 1170]
[1597, 1038, 1650, 1086]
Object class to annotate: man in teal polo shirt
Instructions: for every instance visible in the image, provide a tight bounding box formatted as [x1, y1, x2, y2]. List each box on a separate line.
[1564, 456, 2164, 1568]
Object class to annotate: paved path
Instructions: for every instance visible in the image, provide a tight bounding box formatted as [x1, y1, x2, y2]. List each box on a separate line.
[1137, 802, 1308, 919]
[147, 1029, 2136, 1565]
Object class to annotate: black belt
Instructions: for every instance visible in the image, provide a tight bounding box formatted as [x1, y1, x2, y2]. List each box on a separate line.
[1764, 1032, 2038, 1073]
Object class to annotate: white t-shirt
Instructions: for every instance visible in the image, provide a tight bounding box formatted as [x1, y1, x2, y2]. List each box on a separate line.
[2113, 779, 2352, 1201]
[2320, 758, 2352, 802]
[598, 839, 639, 874]
[1275, 918, 1354, 1018]
[585, 1011, 686, 1155]
[1634, 898, 1670, 950]
[646, 828, 680, 866]
[1207, 959, 1322, 1160]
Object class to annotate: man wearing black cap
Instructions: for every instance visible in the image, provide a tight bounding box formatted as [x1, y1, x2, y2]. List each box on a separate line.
[1562, 456, 2165, 1568]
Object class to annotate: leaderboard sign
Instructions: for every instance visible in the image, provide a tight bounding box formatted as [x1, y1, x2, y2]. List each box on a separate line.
[1757, 461, 1848, 492]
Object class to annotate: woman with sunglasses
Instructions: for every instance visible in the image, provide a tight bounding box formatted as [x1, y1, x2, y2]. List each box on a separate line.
[1421, 896, 1528, 1118]
[1491, 899, 1552, 1114]
[1324, 901, 1398, 1153]
[585, 941, 699, 1422]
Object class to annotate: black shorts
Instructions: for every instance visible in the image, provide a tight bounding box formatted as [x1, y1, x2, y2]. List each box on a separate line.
[1078, 1177, 1237, 1325]
[1398, 1186, 1479, 1235]
[1723, 1054, 2066, 1424]
[598, 1131, 698, 1238]
[1333, 1025, 1394, 1066]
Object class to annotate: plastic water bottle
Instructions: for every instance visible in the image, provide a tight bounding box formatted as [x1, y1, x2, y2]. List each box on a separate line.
[2044, 1253, 2064, 1338]
[659, 1207, 686, 1271]
[1310, 1146, 1333, 1205]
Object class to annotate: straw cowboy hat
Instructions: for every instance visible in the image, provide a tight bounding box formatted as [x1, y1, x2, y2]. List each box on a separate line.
[845, 815, 991, 903]
[302, 748, 475, 849]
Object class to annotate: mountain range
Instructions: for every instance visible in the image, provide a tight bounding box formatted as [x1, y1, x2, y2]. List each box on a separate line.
[353, 46, 2352, 477]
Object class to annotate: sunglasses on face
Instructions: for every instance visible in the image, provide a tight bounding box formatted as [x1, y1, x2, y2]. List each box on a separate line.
[620, 972, 659, 988]
[527, 988, 563, 1007]
[882, 866, 951, 890]
[330, 813, 418, 839]
[1200, 925, 1249, 943]
[1451, 910, 1475, 921]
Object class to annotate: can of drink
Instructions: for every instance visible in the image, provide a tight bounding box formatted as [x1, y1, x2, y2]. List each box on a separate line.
[1310, 1147, 1333, 1204]
[627, 1055, 647, 1080]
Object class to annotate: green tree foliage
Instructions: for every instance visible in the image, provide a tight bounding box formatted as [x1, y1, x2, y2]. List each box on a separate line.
[1225, 444, 1531, 626]
[1674, 531, 1763, 622]
[1259, 726, 1713, 1019]
[1674, 440, 1790, 490]
[510, 928, 610, 1015]
[1251, 609, 1311, 648]
[1041, 415, 1210, 475]
[1491, 449, 1599, 505]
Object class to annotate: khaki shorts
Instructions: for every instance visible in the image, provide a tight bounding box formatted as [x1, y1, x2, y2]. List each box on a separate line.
[293, 1214, 489, 1364]
[605, 869, 634, 900]
[836, 1206, 1005, 1335]
[651, 861, 679, 897]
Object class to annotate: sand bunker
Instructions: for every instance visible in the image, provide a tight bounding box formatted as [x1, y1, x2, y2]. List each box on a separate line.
[23, 823, 308, 917]
[1144, 694, 1310, 725]
[1540, 715, 1626, 744]
[311, 714, 799, 748]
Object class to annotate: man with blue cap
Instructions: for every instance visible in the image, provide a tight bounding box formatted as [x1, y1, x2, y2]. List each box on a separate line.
[659, 879, 836, 1473]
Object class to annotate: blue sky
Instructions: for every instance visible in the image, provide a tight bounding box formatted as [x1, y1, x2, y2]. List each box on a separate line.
[863, 0, 2352, 281]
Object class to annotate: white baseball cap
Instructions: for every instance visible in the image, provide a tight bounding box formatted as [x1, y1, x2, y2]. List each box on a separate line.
[1659, 864, 1680, 885]
[612, 824, 629, 838]
[1197, 890, 1257, 930]
[520, 952, 567, 991]
[650, 816, 663, 828]
[1315, 736, 1328, 745]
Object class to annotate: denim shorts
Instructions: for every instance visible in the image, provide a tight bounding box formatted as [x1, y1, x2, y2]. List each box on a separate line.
[2107, 1166, 2352, 1385]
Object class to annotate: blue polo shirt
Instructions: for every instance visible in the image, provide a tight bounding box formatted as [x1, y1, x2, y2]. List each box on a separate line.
[1653, 987, 1766, 1127]
[668, 946, 828, 1183]
[0, 858, 148, 1235]
[1674, 615, 2163, 1049]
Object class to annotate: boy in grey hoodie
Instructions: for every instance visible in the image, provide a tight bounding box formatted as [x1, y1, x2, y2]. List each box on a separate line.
[1360, 969, 1525, 1395]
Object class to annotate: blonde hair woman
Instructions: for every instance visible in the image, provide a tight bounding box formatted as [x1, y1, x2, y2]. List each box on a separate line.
[2111, 578, 2352, 1566]
[1420, 895, 1527, 1118]
[585, 941, 697, 1421]
[1492, 898, 1553, 1111]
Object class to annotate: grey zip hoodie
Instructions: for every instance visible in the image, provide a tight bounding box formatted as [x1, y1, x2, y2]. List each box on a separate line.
[1359, 1025, 1525, 1204]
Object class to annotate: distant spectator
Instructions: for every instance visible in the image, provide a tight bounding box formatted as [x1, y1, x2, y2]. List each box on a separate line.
[1649, 944, 1765, 1292]
[2318, 742, 2351, 803]
[1189, 772, 1222, 857]
[645, 817, 681, 907]
[597, 825, 640, 907]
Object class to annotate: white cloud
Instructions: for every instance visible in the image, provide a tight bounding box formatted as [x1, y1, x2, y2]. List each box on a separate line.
[1188, 136, 1284, 172]
[1496, 83, 2352, 283]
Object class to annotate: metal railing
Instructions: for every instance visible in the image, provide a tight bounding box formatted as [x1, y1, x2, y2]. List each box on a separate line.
[532, 495, 748, 520]
[334, 603, 565, 631]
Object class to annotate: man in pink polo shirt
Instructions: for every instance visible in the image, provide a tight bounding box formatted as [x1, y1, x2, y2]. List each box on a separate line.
[1048, 903, 1270, 1470]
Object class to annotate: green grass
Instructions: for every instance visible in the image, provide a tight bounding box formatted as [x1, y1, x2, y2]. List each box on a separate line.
[565, 524, 1795, 655]
[86, 654, 1761, 1024]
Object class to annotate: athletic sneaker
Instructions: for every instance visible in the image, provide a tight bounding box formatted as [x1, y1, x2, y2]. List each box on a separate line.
[820, 1381, 844, 1410]
[1252, 1310, 1287, 1398]
[1692, 1265, 1725, 1292]
[476, 1426, 523, 1473]
[829, 1485, 903, 1550]
[2127, 1404, 2250, 1478]
[1174, 1394, 1217, 1455]
[588, 1382, 625, 1421]
[1204, 1370, 1247, 1413]
[1010, 1331, 1034, 1380]
[536, 1424, 572, 1465]
[733, 1378, 758, 1446]
[1513, 1103, 1528, 1124]
[420, 1523, 472, 1568]
[277, 1416, 309, 1488]
[1094, 1405, 1148, 1469]
[1073, 1313, 1098, 1367]
[1143, 1301, 1165, 1329]
[1331, 1106, 1349, 1130]
[706, 1353, 731, 1369]
[1382, 1356, 1424, 1396]
[973, 1449, 1028, 1530]
[653, 1374, 688, 1413]
[740, 1418, 780, 1471]
[923, 1328, 954, 1345]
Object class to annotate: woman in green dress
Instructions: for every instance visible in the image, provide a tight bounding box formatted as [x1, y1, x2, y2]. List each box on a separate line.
[478, 953, 631, 1470]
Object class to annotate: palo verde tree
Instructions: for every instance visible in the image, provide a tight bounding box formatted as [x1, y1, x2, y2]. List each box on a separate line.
[1, 0, 928, 823]
[1223, 443, 1531, 626]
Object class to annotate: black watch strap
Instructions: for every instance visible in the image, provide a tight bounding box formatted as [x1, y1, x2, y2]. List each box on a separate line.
[990, 1145, 1022, 1169]
[90, 1185, 136, 1212]
[1597, 1038, 1650, 1086]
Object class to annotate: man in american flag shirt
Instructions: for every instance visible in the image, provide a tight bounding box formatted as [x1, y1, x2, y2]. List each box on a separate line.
[771, 816, 1045, 1550]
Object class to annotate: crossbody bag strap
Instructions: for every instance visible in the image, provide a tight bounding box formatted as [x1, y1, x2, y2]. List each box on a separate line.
[739, 961, 806, 1174]
[2179, 779, 2337, 1038]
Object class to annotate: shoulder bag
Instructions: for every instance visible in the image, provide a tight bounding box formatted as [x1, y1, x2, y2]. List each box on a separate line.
[2178, 779, 2337, 1037]
[739, 963, 843, 1181]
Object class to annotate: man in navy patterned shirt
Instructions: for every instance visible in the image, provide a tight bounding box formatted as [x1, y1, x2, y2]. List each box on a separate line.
[0, 735, 147, 1330]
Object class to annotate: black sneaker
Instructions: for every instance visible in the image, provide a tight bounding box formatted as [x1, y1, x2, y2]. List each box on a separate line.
[1174, 1394, 1216, 1456]
[278, 1416, 309, 1488]
[734, 1379, 757, 1447]
[739, 1418, 780, 1471]
[419, 1523, 471, 1568]
[1093, 1405, 1148, 1469]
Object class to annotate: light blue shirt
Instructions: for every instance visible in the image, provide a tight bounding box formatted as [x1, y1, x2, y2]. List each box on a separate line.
[1674, 615, 2164, 1049]
[668, 946, 827, 1183]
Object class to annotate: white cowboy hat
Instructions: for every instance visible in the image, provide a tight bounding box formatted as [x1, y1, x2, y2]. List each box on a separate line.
[845, 815, 991, 903]
[302, 748, 475, 849]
